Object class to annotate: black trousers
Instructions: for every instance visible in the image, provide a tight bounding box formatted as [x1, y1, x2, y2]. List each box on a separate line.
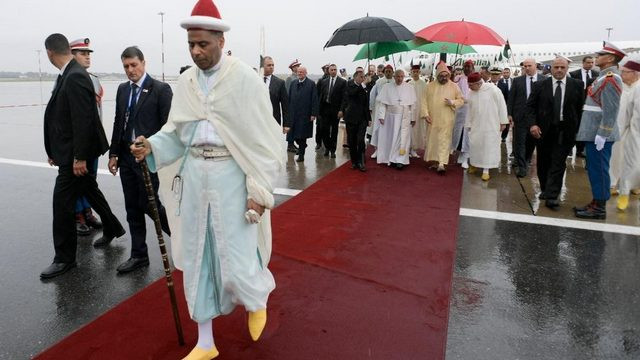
[320, 110, 340, 152]
[118, 151, 170, 258]
[52, 161, 124, 263]
[295, 138, 308, 156]
[501, 124, 510, 140]
[513, 120, 535, 169]
[346, 121, 367, 165]
[315, 117, 322, 147]
[536, 126, 573, 199]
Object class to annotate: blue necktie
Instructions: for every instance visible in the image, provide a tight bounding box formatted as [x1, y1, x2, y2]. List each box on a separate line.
[124, 83, 139, 141]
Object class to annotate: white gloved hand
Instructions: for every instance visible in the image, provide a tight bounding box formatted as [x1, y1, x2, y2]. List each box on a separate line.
[595, 135, 606, 151]
[244, 209, 262, 224]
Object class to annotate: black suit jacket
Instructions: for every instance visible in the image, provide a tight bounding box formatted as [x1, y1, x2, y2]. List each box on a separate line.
[317, 76, 347, 115]
[44, 59, 109, 166]
[508, 74, 548, 122]
[342, 80, 371, 125]
[267, 75, 290, 127]
[570, 68, 599, 98]
[526, 76, 585, 144]
[109, 75, 173, 157]
[497, 78, 510, 102]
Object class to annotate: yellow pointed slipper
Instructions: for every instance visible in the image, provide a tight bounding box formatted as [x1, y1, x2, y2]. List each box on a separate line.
[248, 309, 267, 341]
[617, 195, 629, 211]
[467, 166, 476, 174]
[399, 149, 406, 155]
[481, 173, 490, 181]
[181, 345, 219, 360]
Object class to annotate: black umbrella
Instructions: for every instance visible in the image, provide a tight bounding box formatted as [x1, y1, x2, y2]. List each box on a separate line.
[324, 15, 415, 48]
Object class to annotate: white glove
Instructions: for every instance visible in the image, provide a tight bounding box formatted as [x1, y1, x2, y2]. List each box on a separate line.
[595, 135, 606, 151]
[244, 209, 262, 224]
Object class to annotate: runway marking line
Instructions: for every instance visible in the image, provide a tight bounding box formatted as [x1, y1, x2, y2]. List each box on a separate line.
[3, 157, 636, 235]
[0, 157, 300, 197]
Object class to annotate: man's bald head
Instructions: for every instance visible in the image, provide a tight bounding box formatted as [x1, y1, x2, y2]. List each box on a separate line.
[522, 58, 537, 76]
[551, 57, 569, 80]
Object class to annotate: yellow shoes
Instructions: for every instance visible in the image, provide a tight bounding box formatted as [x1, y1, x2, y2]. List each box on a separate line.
[617, 195, 629, 211]
[182, 345, 219, 360]
[481, 173, 490, 181]
[467, 166, 476, 174]
[399, 149, 406, 155]
[611, 188, 619, 196]
[248, 309, 267, 341]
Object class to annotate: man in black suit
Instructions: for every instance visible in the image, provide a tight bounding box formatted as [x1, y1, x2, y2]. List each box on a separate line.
[341, 69, 371, 171]
[289, 66, 319, 162]
[508, 58, 548, 177]
[317, 64, 347, 158]
[106, 46, 172, 273]
[315, 64, 331, 150]
[498, 68, 512, 142]
[41, 33, 125, 279]
[569, 56, 599, 158]
[262, 56, 289, 129]
[528, 57, 584, 208]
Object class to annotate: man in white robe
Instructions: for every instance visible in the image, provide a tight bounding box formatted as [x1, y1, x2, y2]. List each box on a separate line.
[453, 60, 474, 166]
[376, 69, 417, 169]
[130, 1, 285, 359]
[464, 73, 509, 181]
[368, 65, 394, 158]
[408, 64, 427, 157]
[614, 58, 640, 210]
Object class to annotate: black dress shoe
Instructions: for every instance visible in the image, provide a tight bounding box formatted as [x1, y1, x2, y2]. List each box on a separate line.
[117, 257, 150, 273]
[573, 200, 595, 213]
[351, 163, 358, 169]
[287, 146, 298, 153]
[575, 200, 606, 219]
[84, 210, 103, 229]
[342, 144, 350, 148]
[324, 150, 330, 157]
[516, 168, 527, 178]
[296, 155, 304, 162]
[93, 227, 125, 248]
[40, 262, 77, 279]
[330, 152, 336, 158]
[538, 193, 548, 200]
[358, 164, 367, 172]
[76, 222, 92, 236]
[395, 163, 404, 170]
[545, 199, 560, 209]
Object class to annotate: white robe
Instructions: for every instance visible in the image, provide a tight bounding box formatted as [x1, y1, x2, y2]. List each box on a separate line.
[375, 82, 416, 164]
[465, 82, 509, 169]
[452, 75, 470, 152]
[618, 83, 640, 195]
[147, 56, 286, 320]
[610, 81, 638, 187]
[368, 77, 393, 145]
[408, 78, 428, 151]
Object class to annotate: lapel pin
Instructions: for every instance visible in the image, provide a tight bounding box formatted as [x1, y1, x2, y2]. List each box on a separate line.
[142, 89, 149, 93]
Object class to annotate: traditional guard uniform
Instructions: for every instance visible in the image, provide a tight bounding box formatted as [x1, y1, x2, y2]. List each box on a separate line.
[574, 41, 626, 219]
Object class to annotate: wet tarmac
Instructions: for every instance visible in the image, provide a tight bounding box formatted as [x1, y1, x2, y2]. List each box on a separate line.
[2, 80, 640, 359]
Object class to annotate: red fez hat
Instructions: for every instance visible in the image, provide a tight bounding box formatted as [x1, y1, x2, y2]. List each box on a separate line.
[384, 64, 394, 71]
[464, 59, 475, 66]
[468, 72, 482, 83]
[180, 0, 230, 32]
[623, 60, 640, 72]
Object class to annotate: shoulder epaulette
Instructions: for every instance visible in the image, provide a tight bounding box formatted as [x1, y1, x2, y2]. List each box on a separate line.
[606, 71, 614, 77]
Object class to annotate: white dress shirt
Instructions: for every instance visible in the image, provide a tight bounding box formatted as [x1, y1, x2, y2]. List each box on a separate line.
[189, 55, 226, 147]
[263, 74, 272, 88]
[526, 73, 539, 98]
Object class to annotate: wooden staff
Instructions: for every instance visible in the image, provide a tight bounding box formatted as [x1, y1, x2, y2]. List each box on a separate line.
[137, 151, 185, 346]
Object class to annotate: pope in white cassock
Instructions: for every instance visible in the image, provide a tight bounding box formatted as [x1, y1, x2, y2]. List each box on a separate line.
[368, 65, 394, 158]
[376, 69, 417, 169]
[130, 1, 285, 359]
[464, 72, 509, 181]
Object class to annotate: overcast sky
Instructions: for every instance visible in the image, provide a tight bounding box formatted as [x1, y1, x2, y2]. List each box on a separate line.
[2, 0, 637, 76]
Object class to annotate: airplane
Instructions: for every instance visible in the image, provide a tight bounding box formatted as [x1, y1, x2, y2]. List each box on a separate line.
[406, 40, 640, 74]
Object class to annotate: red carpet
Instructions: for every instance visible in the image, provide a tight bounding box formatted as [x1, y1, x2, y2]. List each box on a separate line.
[35, 154, 463, 360]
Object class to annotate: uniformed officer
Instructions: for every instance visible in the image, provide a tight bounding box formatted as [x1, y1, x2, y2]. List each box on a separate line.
[574, 41, 626, 219]
[70, 38, 105, 234]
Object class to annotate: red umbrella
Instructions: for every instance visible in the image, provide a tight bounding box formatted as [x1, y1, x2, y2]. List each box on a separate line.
[415, 20, 505, 46]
